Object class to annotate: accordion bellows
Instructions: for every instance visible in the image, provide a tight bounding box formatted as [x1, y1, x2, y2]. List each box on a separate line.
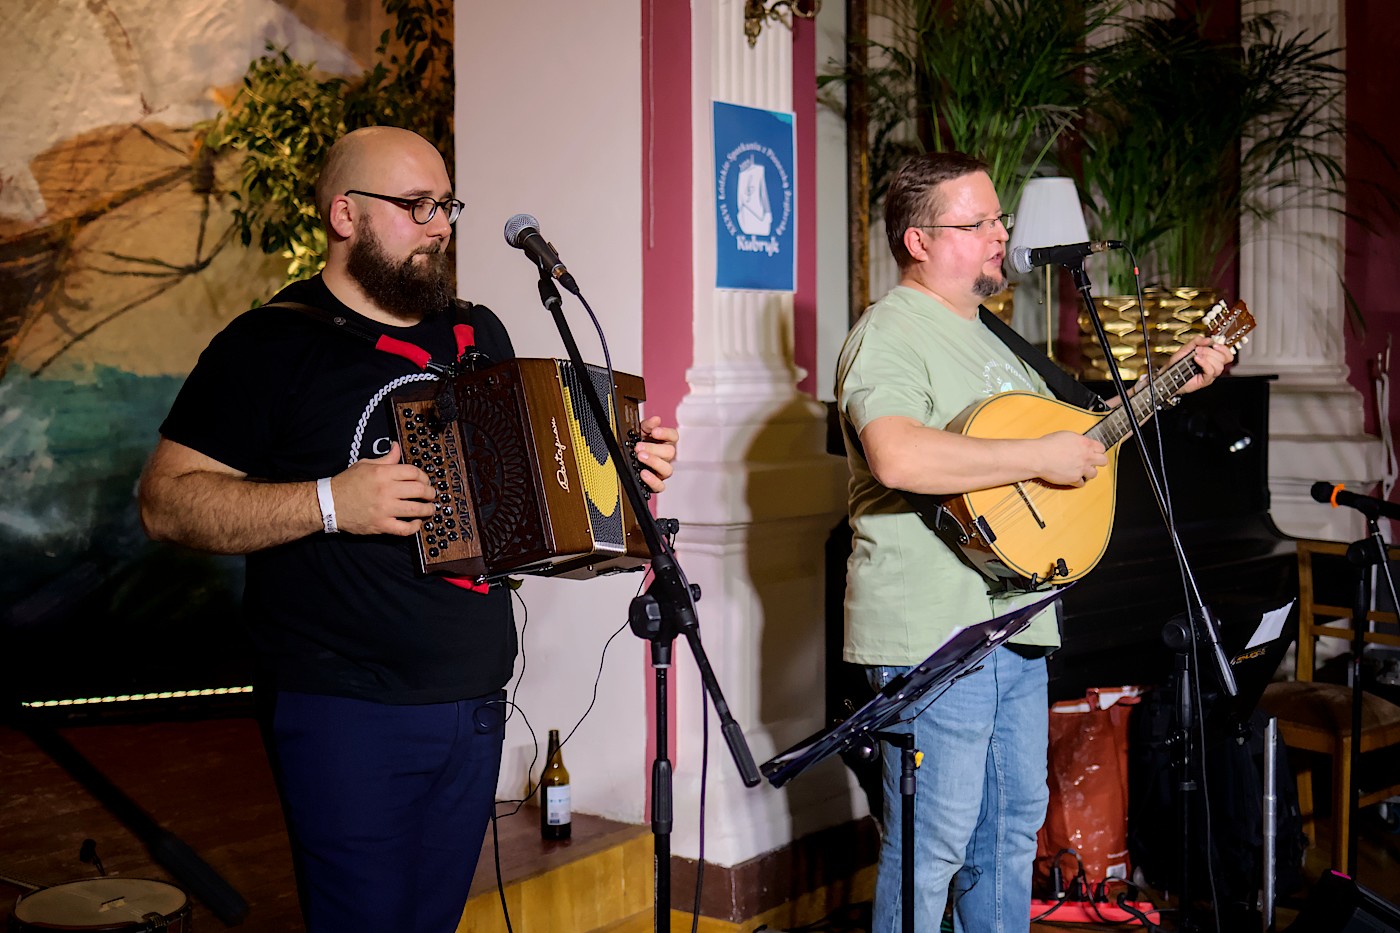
[391, 358, 650, 582]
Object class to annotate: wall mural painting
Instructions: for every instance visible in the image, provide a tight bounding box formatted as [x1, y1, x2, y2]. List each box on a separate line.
[0, 1, 364, 705]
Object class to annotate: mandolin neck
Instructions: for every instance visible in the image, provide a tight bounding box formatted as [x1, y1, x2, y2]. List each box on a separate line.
[1086, 355, 1201, 449]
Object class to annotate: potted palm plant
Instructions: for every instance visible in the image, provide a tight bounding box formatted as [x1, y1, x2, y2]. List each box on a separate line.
[862, 0, 1121, 211]
[1072, 4, 1345, 379]
[845, 0, 1123, 322]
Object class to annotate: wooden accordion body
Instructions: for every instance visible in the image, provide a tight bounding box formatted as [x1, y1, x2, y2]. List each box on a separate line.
[390, 358, 651, 582]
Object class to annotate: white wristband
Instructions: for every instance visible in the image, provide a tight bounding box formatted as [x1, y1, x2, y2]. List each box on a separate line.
[316, 477, 338, 534]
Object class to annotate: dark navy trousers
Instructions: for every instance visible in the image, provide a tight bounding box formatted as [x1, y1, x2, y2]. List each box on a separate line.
[263, 690, 506, 933]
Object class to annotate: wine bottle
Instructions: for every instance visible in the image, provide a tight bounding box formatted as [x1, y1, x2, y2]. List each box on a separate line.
[540, 728, 571, 840]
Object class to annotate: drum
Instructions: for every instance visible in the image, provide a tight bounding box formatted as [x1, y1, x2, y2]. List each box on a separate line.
[10, 878, 190, 931]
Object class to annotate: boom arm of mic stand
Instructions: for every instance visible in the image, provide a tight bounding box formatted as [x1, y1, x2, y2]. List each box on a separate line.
[1069, 262, 1237, 697]
[534, 272, 761, 787]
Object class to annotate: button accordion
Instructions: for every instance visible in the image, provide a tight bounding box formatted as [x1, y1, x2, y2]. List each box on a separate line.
[391, 358, 651, 582]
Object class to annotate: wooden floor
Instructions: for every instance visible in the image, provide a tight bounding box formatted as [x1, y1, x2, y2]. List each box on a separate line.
[0, 716, 651, 932]
[1, 717, 302, 930]
[1, 716, 1397, 932]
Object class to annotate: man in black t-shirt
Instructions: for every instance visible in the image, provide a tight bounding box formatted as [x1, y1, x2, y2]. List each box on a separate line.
[138, 126, 678, 933]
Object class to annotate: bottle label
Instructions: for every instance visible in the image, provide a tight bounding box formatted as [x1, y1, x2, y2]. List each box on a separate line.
[544, 785, 571, 825]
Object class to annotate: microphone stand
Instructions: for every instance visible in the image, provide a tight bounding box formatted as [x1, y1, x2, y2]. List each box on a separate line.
[1068, 259, 1236, 932]
[1338, 512, 1399, 876]
[873, 730, 918, 933]
[532, 269, 761, 933]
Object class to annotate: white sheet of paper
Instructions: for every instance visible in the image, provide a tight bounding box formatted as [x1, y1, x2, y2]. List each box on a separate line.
[1245, 600, 1295, 650]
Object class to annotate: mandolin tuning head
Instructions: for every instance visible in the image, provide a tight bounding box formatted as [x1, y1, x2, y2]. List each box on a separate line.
[1207, 298, 1257, 348]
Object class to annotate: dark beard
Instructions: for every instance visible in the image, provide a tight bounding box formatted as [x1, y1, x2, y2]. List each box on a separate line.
[345, 222, 453, 320]
[973, 271, 1006, 299]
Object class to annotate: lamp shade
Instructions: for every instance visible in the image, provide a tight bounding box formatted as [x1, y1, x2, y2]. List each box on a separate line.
[1008, 177, 1089, 259]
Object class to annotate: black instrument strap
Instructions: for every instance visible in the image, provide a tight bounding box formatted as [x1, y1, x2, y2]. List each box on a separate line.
[977, 306, 1108, 412]
[266, 298, 491, 422]
[264, 298, 489, 376]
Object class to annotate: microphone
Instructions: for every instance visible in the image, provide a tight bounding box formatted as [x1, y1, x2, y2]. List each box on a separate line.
[1009, 240, 1124, 275]
[79, 838, 106, 876]
[1310, 481, 1400, 522]
[503, 213, 578, 295]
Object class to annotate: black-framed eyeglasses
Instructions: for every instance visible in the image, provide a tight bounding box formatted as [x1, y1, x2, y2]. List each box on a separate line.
[917, 213, 1015, 234]
[345, 190, 464, 225]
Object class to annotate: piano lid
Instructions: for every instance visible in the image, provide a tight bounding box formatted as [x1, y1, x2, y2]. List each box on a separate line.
[1050, 374, 1296, 701]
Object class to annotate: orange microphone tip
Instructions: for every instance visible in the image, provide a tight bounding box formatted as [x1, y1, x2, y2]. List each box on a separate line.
[1331, 483, 1345, 508]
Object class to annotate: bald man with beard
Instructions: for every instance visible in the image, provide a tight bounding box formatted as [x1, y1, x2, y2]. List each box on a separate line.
[139, 126, 678, 933]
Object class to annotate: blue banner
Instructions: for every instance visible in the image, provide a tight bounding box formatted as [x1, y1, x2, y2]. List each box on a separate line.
[712, 101, 796, 292]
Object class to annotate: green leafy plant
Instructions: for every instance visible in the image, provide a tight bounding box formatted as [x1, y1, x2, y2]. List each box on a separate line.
[200, 0, 453, 283]
[844, 0, 1122, 212]
[1076, 4, 1346, 293]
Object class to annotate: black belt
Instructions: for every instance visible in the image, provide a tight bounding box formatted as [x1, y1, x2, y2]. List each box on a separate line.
[1005, 642, 1054, 660]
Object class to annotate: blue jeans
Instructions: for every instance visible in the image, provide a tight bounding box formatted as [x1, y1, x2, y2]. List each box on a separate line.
[866, 646, 1049, 933]
[265, 690, 506, 933]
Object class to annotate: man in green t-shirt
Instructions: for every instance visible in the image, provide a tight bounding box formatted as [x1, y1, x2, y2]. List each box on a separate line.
[836, 151, 1233, 932]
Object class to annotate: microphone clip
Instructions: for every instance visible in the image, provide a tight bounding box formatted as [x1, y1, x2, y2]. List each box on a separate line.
[537, 268, 563, 311]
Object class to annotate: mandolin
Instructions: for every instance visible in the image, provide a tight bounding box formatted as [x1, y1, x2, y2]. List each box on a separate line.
[931, 299, 1256, 588]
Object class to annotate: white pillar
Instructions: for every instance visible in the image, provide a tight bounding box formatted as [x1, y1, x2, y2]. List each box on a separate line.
[665, 0, 857, 868]
[1231, 0, 1383, 542]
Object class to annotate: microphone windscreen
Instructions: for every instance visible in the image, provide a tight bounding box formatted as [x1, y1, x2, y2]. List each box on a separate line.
[1009, 246, 1034, 275]
[1310, 481, 1338, 504]
[503, 213, 540, 248]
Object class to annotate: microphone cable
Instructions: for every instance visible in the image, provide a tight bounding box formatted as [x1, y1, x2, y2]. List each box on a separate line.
[688, 666, 710, 933]
[1124, 253, 1225, 933]
[486, 574, 642, 933]
[1030, 848, 1086, 922]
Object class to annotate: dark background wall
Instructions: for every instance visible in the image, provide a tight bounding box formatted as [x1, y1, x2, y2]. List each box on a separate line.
[1345, 0, 1400, 447]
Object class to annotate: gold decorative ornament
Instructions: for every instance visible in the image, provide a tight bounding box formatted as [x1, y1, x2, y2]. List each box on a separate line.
[744, 0, 820, 47]
[982, 282, 1017, 327]
[1077, 287, 1218, 382]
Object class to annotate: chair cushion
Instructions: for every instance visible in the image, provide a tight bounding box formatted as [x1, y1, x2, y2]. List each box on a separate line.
[1260, 681, 1400, 733]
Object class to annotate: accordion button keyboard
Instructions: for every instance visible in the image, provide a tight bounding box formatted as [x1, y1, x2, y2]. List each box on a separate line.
[389, 390, 488, 581]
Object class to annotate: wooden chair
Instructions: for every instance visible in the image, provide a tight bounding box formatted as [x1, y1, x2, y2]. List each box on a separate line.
[1258, 538, 1400, 871]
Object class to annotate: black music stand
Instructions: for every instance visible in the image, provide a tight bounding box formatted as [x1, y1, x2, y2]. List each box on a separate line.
[1214, 598, 1299, 735]
[1151, 598, 1300, 929]
[761, 587, 1067, 933]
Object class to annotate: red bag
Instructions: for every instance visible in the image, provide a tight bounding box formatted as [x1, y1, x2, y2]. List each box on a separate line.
[1034, 686, 1141, 894]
